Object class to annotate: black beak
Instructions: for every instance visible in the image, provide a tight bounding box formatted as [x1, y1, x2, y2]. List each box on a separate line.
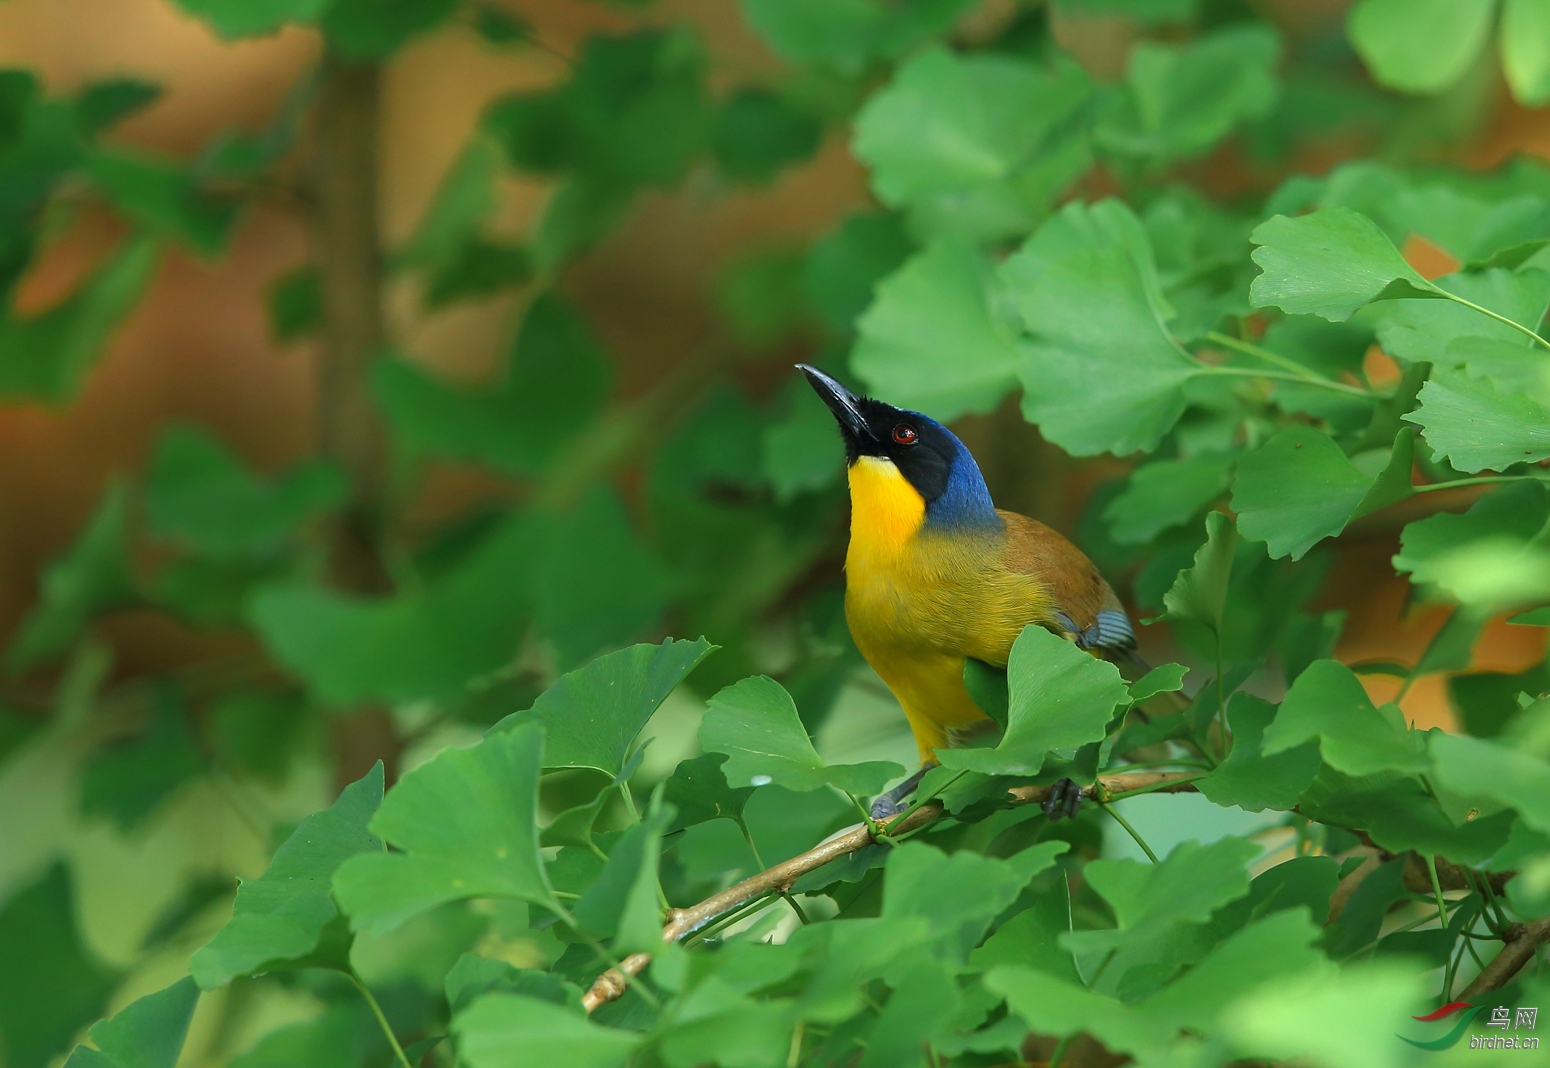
[797, 364, 875, 446]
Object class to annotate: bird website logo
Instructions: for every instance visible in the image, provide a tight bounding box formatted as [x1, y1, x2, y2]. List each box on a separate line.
[1398, 1001, 1540, 1051]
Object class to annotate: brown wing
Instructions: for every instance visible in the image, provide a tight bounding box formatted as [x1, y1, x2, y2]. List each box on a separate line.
[998, 510, 1135, 654]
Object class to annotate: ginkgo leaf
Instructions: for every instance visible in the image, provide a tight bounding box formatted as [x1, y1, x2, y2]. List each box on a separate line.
[191, 763, 383, 988]
[699, 675, 903, 795]
[1249, 207, 1432, 321]
[936, 625, 1129, 776]
[1232, 427, 1413, 559]
[1261, 660, 1428, 776]
[852, 240, 1021, 420]
[333, 724, 558, 934]
[1007, 200, 1204, 456]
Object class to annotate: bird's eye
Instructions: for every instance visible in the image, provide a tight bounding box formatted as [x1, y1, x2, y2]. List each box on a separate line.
[892, 424, 918, 445]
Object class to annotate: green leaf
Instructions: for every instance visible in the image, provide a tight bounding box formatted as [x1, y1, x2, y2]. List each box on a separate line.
[1221, 960, 1426, 1068]
[225, 1006, 359, 1068]
[81, 688, 203, 831]
[73, 79, 161, 136]
[1347, 0, 1496, 95]
[0, 236, 157, 403]
[962, 657, 1009, 729]
[1129, 662, 1188, 703]
[1141, 908, 1325, 1031]
[969, 875, 1082, 985]
[1064, 837, 1260, 957]
[1149, 510, 1236, 632]
[1300, 766, 1514, 865]
[1430, 731, 1550, 832]
[657, 978, 799, 1068]
[851, 240, 1021, 420]
[1393, 480, 1550, 611]
[1104, 452, 1234, 545]
[984, 966, 1164, 1056]
[1504, 0, 1550, 105]
[1404, 371, 1550, 472]
[1261, 659, 1428, 776]
[87, 150, 237, 255]
[190, 763, 383, 988]
[1197, 694, 1320, 812]
[1249, 207, 1431, 321]
[761, 381, 844, 502]
[1008, 200, 1204, 456]
[0, 865, 118, 1068]
[526, 487, 674, 668]
[717, 248, 810, 349]
[375, 292, 612, 477]
[803, 213, 913, 333]
[401, 133, 503, 269]
[699, 674, 903, 794]
[663, 753, 754, 832]
[422, 240, 532, 308]
[211, 690, 308, 783]
[992, 906, 1322, 1055]
[472, 7, 531, 45]
[495, 638, 715, 777]
[1231, 426, 1414, 560]
[711, 88, 820, 184]
[540, 789, 612, 852]
[250, 513, 536, 706]
[455, 993, 639, 1068]
[488, 28, 708, 191]
[1095, 24, 1281, 164]
[858, 959, 959, 1068]
[1054, 0, 1199, 22]
[883, 841, 1069, 963]
[741, 0, 976, 75]
[936, 625, 1129, 776]
[320, 0, 457, 61]
[6, 482, 135, 675]
[62, 977, 198, 1068]
[333, 724, 557, 933]
[1368, 267, 1550, 369]
[572, 804, 671, 954]
[146, 425, 346, 556]
[1449, 659, 1550, 736]
[169, 0, 330, 38]
[266, 267, 319, 343]
[853, 48, 1091, 241]
[445, 954, 577, 1015]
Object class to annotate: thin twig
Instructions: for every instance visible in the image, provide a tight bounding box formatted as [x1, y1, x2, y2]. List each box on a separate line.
[1461, 916, 1550, 998]
[580, 771, 1202, 1012]
[348, 972, 415, 1068]
[1099, 802, 1159, 863]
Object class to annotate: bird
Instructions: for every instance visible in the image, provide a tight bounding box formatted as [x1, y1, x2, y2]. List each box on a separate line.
[797, 364, 1140, 821]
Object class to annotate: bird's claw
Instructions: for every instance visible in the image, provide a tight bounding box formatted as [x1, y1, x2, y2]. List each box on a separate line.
[869, 795, 903, 821]
[1042, 777, 1084, 821]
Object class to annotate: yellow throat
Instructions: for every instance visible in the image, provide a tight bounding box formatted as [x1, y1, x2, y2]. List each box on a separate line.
[845, 456, 925, 566]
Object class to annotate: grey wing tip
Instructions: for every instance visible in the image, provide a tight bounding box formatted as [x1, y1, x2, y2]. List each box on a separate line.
[1065, 608, 1138, 657]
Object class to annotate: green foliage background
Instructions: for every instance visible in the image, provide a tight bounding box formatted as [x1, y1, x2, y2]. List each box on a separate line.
[2, 0, 1550, 1066]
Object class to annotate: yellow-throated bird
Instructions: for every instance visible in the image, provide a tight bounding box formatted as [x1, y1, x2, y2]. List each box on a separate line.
[798, 365, 1139, 818]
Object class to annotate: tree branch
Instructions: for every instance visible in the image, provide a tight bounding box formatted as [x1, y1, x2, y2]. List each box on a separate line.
[312, 53, 391, 594]
[580, 771, 1202, 1013]
[1461, 916, 1550, 999]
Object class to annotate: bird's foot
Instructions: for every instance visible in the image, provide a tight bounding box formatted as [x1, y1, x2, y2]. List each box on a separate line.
[869, 794, 903, 820]
[869, 764, 935, 822]
[1042, 777, 1084, 821]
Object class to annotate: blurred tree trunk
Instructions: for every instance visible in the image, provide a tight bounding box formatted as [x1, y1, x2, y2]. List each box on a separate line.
[312, 53, 392, 597]
[310, 54, 401, 787]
